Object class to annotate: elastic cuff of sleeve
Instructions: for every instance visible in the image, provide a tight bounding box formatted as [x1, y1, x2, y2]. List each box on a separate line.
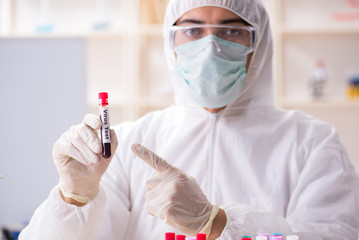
[200, 204, 219, 236]
[60, 190, 89, 204]
[59, 185, 97, 204]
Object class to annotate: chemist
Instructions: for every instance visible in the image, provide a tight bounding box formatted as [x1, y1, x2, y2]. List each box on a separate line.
[20, 0, 359, 239]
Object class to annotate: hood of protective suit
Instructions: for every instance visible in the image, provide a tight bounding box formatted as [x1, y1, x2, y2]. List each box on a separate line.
[163, 0, 273, 110]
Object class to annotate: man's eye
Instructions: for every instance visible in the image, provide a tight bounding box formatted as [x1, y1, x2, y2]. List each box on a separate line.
[184, 28, 203, 37]
[224, 29, 242, 36]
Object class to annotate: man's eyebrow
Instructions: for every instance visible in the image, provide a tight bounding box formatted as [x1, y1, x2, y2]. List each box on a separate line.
[176, 18, 249, 26]
[220, 18, 249, 25]
[176, 19, 205, 25]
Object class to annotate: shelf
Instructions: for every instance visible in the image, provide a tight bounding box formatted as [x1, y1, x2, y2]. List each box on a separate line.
[0, 34, 86, 39]
[85, 24, 163, 38]
[0, 24, 164, 39]
[279, 25, 359, 35]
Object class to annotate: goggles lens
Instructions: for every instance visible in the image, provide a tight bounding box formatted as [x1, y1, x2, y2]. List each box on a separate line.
[170, 24, 257, 54]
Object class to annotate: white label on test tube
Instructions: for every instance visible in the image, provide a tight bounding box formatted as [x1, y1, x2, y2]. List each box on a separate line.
[99, 105, 111, 144]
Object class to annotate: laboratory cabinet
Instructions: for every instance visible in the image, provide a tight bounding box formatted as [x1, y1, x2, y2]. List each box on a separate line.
[268, 0, 359, 103]
[265, 0, 359, 172]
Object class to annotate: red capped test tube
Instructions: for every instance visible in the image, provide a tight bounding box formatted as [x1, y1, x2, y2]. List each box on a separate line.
[176, 235, 186, 240]
[241, 236, 252, 240]
[196, 233, 206, 240]
[98, 92, 111, 158]
[165, 232, 175, 240]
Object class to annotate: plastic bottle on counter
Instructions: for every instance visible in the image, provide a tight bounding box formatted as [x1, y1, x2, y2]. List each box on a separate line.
[347, 75, 359, 99]
[309, 60, 327, 99]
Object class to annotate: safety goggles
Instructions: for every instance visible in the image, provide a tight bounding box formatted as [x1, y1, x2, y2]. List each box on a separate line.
[169, 24, 257, 55]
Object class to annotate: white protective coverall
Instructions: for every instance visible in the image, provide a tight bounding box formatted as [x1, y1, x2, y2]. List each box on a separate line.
[20, 0, 359, 239]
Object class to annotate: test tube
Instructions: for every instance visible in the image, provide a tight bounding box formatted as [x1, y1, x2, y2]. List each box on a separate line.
[272, 236, 282, 240]
[286, 236, 299, 240]
[241, 236, 252, 240]
[196, 233, 206, 240]
[176, 235, 186, 240]
[165, 232, 175, 240]
[98, 92, 111, 158]
[259, 233, 270, 240]
[272, 233, 283, 240]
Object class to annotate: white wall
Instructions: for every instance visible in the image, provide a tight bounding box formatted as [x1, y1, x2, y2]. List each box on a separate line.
[0, 38, 86, 227]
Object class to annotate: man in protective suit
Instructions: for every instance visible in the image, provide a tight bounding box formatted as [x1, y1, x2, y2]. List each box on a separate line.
[20, 0, 359, 239]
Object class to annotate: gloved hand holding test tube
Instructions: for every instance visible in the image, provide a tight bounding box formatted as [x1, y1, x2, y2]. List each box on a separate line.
[52, 93, 118, 205]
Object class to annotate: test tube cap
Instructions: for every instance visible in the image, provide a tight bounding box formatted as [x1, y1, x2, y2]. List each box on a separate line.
[165, 232, 175, 240]
[256, 236, 268, 240]
[98, 92, 108, 98]
[241, 236, 252, 240]
[98, 92, 109, 105]
[196, 233, 206, 240]
[99, 92, 108, 99]
[176, 235, 186, 240]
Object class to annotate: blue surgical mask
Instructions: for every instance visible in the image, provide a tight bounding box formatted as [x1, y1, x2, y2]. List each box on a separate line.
[174, 35, 248, 109]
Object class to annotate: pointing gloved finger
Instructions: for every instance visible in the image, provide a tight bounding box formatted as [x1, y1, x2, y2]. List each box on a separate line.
[131, 143, 174, 173]
[83, 113, 102, 130]
[78, 123, 102, 154]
